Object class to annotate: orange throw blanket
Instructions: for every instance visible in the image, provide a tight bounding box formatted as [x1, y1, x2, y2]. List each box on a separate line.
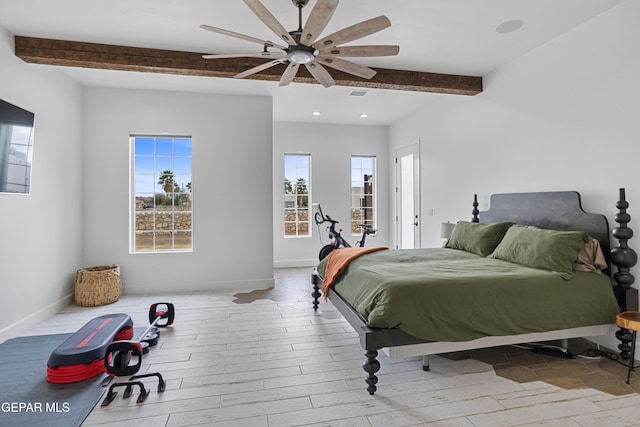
[322, 246, 387, 298]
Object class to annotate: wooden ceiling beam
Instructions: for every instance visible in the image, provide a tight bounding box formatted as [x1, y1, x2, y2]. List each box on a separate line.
[14, 36, 482, 96]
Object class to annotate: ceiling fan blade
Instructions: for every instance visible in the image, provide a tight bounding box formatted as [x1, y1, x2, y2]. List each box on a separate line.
[314, 15, 391, 48]
[304, 61, 336, 88]
[316, 55, 376, 79]
[279, 62, 300, 87]
[318, 45, 399, 57]
[243, 0, 297, 46]
[234, 58, 287, 79]
[203, 52, 285, 60]
[200, 24, 286, 50]
[301, 0, 339, 46]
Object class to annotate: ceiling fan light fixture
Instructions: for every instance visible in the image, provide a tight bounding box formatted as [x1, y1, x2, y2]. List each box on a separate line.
[288, 49, 315, 64]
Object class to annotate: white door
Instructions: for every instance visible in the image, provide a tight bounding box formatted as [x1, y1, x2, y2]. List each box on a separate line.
[396, 143, 420, 249]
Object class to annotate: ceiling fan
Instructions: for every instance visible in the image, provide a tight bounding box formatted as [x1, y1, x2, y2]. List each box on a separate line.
[200, 0, 399, 88]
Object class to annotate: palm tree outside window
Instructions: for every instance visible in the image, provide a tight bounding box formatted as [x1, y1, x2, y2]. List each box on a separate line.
[284, 154, 311, 237]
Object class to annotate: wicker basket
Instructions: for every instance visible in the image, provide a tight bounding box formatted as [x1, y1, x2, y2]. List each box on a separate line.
[74, 264, 122, 307]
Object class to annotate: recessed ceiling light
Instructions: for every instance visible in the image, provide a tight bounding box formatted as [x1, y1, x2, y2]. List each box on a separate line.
[360, 114, 368, 118]
[312, 111, 321, 116]
[495, 19, 524, 34]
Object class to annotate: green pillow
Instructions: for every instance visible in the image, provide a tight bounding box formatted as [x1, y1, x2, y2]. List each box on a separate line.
[488, 226, 591, 279]
[445, 221, 514, 257]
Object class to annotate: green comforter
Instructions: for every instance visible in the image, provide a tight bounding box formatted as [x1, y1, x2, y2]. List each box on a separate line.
[317, 248, 619, 342]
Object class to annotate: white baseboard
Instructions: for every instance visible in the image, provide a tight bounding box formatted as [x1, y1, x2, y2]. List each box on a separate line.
[122, 277, 276, 295]
[273, 259, 318, 268]
[0, 293, 74, 344]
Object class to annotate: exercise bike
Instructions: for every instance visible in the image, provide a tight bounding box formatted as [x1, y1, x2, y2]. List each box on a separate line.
[314, 204, 377, 261]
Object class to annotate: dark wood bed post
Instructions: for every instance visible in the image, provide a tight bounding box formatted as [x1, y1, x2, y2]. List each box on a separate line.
[611, 188, 639, 360]
[364, 351, 380, 395]
[312, 273, 321, 311]
[471, 194, 479, 222]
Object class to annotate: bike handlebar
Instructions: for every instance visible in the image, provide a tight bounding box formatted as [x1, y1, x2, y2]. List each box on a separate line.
[355, 223, 376, 231]
[315, 211, 338, 225]
[316, 214, 375, 235]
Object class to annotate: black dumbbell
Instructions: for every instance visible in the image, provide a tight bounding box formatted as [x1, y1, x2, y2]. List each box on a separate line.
[104, 302, 175, 376]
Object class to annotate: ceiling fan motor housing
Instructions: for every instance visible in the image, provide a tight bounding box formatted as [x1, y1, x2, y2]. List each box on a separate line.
[292, 0, 309, 8]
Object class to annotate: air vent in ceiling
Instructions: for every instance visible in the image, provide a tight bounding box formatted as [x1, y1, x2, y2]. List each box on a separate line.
[349, 90, 369, 97]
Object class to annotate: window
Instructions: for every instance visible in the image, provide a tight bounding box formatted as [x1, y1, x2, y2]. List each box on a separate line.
[0, 124, 33, 194]
[0, 99, 35, 195]
[131, 135, 192, 252]
[284, 154, 310, 237]
[351, 156, 376, 235]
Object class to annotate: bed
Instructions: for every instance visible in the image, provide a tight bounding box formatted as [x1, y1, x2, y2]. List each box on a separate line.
[311, 191, 635, 394]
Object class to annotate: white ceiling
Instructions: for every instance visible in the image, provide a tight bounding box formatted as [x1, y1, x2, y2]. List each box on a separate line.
[0, 0, 625, 125]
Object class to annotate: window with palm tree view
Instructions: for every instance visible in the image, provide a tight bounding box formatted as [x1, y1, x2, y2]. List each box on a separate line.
[351, 156, 376, 234]
[131, 135, 192, 252]
[284, 154, 310, 237]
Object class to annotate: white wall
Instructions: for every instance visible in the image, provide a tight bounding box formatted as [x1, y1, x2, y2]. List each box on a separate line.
[273, 122, 390, 267]
[83, 88, 274, 294]
[0, 29, 84, 342]
[389, 0, 640, 351]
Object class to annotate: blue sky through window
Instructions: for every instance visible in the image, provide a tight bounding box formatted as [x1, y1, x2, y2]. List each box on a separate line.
[284, 154, 309, 191]
[134, 136, 192, 195]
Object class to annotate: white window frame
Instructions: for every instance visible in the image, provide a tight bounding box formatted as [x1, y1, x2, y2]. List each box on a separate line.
[350, 155, 376, 236]
[130, 134, 193, 253]
[284, 153, 311, 238]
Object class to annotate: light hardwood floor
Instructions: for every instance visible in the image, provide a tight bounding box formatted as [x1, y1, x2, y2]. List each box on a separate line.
[20, 268, 640, 426]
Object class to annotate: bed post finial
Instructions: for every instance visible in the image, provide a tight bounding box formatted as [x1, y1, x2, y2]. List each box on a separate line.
[471, 194, 479, 223]
[611, 188, 639, 361]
